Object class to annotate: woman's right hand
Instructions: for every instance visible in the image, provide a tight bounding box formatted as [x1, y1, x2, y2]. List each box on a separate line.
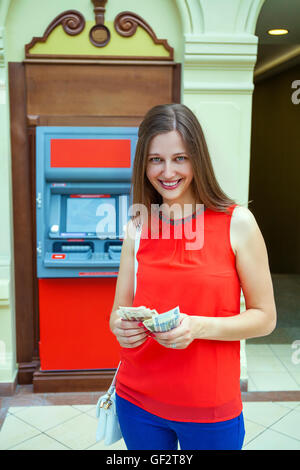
[111, 317, 149, 348]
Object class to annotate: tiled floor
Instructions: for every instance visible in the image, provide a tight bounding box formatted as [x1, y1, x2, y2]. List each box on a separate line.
[0, 343, 300, 450]
[246, 344, 300, 391]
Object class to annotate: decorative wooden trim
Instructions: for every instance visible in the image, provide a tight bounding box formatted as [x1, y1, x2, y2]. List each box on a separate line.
[26, 115, 143, 127]
[172, 63, 182, 103]
[25, 9, 173, 61]
[8, 62, 37, 379]
[33, 369, 117, 393]
[25, 10, 86, 58]
[23, 57, 176, 64]
[18, 361, 40, 385]
[114, 11, 174, 61]
[89, 0, 110, 47]
[91, 0, 108, 25]
[27, 115, 40, 126]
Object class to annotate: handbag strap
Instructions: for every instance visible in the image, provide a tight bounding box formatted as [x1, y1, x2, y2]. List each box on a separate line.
[107, 361, 121, 395]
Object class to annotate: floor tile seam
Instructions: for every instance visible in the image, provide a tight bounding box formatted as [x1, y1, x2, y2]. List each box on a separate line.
[276, 357, 300, 387]
[258, 407, 300, 442]
[243, 404, 294, 431]
[243, 424, 269, 448]
[243, 415, 300, 449]
[4, 407, 86, 435]
[36, 430, 74, 450]
[70, 406, 97, 419]
[8, 430, 73, 450]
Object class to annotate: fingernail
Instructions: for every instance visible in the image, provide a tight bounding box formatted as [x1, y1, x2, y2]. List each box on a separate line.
[138, 322, 143, 327]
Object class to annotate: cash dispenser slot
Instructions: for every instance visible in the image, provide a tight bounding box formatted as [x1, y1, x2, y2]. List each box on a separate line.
[105, 241, 122, 261]
[54, 241, 93, 260]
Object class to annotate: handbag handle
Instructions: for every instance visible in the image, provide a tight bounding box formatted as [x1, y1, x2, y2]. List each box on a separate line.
[108, 361, 121, 393]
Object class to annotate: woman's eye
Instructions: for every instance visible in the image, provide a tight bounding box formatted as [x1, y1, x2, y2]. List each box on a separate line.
[149, 157, 161, 163]
[176, 156, 186, 161]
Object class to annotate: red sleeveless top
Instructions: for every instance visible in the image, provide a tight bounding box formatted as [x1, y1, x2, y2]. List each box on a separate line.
[116, 204, 242, 422]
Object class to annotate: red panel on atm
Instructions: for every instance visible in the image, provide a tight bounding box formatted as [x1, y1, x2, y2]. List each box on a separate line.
[50, 139, 131, 168]
[38, 278, 120, 370]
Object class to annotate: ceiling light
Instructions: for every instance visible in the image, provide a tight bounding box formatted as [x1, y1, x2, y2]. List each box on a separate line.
[267, 29, 289, 35]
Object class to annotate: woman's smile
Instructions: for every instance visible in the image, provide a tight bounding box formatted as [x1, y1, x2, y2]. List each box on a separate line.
[158, 178, 183, 190]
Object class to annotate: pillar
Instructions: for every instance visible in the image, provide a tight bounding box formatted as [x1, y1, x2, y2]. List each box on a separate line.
[0, 0, 18, 394]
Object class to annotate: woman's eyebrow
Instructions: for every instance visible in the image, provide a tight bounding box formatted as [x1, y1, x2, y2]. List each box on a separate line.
[147, 151, 187, 156]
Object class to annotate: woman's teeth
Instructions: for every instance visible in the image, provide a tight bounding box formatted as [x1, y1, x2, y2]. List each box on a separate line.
[159, 179, 182, 189]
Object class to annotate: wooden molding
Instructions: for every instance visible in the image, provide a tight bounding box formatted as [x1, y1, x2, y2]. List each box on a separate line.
[25, 9, 173, 61]
[114, 11, 174, 61]
[27, 115, 40, 126]
[33, 369, 116, 393]
[32, 372, 246, 393]
[23, 57, 174, 64]
[89, 0, 110, 47]
[25, 10, 86, 58]
[18, 361, 40, 385]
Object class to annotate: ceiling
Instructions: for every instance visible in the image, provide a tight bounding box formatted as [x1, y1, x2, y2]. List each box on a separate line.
[254, 0, 300, 81]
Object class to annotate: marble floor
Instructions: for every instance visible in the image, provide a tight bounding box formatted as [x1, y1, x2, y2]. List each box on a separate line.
[1, 343, 300, 450]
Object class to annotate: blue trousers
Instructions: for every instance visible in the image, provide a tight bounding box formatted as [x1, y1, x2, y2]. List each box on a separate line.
[116, 394, 245, 450]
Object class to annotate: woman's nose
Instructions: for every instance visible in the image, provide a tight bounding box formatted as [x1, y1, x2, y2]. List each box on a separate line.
[161, 161, 176, 179]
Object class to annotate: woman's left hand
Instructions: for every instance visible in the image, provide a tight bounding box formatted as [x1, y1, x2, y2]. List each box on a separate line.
[150, 313, 196, 349]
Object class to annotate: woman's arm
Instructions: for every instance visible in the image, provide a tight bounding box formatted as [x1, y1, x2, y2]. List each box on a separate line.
[153, 206, 277, 348]
[109, 219, 148, 348]
[196, 205, 277, 341]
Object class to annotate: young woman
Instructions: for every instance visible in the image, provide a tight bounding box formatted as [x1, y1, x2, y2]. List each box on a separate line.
[109, 103, 277, 450]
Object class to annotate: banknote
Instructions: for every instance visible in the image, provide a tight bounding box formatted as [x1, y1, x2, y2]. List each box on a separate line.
[117, 305, 158, 321]
[142, 306, 180, 332]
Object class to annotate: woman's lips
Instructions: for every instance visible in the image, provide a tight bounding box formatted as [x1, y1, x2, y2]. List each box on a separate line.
[158, 179, 182, 190]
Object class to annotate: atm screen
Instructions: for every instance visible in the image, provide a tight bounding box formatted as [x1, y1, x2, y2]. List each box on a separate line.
[66, 196, 116, 236]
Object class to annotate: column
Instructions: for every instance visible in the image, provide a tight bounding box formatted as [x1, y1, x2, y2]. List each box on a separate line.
[0, 0, 18, 394]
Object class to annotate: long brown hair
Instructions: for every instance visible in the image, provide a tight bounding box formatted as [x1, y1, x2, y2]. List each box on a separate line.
[130, 103, 237, 223]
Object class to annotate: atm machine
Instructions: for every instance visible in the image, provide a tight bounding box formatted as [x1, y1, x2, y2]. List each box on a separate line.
[36, 126, 138, 371]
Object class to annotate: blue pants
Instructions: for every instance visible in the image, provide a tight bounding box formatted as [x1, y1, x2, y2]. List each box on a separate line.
[116, 394, 245, 450]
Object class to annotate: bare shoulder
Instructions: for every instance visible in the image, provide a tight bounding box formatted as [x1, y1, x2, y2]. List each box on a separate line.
[230, 205, 260, 255]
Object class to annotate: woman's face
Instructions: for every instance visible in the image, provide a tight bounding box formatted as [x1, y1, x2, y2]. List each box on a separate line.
[146, 130, 195, 207]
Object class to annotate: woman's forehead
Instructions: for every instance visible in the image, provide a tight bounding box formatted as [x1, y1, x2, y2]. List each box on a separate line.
[148, 130, 187, 154]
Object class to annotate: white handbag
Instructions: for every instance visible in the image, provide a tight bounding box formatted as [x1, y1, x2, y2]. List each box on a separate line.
[95, 361, 122, 445]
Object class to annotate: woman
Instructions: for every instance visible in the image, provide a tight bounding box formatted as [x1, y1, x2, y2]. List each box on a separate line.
[109, 103, 277, 450]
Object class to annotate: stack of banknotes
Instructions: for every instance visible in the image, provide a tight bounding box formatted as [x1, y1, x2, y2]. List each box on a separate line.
[117, 305, 180, 332]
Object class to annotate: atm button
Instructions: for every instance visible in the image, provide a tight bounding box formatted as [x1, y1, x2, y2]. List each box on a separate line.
[52, 254, 66, 260]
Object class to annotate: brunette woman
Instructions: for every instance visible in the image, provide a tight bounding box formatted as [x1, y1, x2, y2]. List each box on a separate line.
[109, 103, 276, 450]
